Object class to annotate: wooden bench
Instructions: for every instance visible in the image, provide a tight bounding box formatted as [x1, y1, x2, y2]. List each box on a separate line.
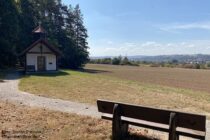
[97, 99, 206, 140]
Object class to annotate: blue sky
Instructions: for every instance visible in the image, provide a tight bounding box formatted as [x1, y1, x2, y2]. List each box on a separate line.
[63, 0, 210, 56]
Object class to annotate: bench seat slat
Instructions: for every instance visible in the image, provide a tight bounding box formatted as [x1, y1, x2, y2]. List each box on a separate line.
[102, 114, 205, 139]
[102, 114, 169, 132]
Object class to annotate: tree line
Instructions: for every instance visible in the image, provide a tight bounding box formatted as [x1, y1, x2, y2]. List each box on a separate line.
[0, 0, 88, 69]
[89, 56, 139, 66]
[89, 57, 210, 69]
[147, 60, 210, 69]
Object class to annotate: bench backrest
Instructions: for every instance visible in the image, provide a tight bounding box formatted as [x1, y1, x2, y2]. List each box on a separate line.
[97, 99, 206, 132]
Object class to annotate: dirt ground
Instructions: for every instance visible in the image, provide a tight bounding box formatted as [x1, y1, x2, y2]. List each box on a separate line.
[0, 101, 159, 140]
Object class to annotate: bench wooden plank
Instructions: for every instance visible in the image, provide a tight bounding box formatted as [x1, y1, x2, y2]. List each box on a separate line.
[102, 114, 169, 132]
[97, 99, 206, 132]
[102, 114, 206, 139]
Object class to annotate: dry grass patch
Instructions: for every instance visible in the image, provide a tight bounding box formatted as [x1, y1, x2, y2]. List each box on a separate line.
[0, 101, 158, 140]
[0, 101, 111, 140]
[19, 67, 210, 118]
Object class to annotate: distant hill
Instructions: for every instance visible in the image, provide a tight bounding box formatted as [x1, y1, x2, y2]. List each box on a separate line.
[91, 54, 210, 63]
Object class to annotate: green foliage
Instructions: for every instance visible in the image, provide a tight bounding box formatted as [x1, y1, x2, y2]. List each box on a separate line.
[89, 56, 139, 66]
[0, 0, 19, 68]
[90, 58, 210, 70]
[121, 57, 129, 65]
[0, 0, 89, 69]
[101, 58, 112, 64]
[112, 57, 121, 65]
[207, 62, 210, 68]
[135, 60, 210, 70]
[200, 64, 206, 69]
[194, 63, 200, 69]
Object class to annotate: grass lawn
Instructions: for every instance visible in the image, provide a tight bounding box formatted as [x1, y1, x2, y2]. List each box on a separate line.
[19, 65, 210, 118]
[0, 101, 157, 140]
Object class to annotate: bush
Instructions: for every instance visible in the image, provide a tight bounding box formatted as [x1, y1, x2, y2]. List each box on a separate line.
[112, 57, 121, 65]
[182, 64, 194, 69]
[200, 64, 206, 69]
[121, 57, 129, 65]
[101, 58, 112, 64]
[206, 62, 210, 68]
[129, 61, 139, 66]
[194, 63, 200, 69]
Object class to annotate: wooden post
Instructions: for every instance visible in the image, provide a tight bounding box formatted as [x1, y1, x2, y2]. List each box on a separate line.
[112, 104, 128, 140]
[112, 104, 121, 140]
[121, 122, 128, 138]
[169, 112, 178, 140]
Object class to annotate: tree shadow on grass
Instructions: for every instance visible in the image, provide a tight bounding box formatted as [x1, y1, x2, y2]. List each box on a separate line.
[26, 71, 70, 77]
[0, 70, 21, 81]
[125, 133, 159, 140]
[109, 129, 160, 140]
[110, 133, 159, 140]
[79, 68, 111, 74]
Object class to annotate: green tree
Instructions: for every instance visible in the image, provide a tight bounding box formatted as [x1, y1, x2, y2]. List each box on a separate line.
[121, 57, 129, 65]
[194, 63, 200, 69]
[206, 62, 210, 68]
[17, 0, 36, 53]
[71, 4, 89, 68]
[101, 58, 112, 64]
[0, 0, 19, 68]
[112, 57, 121, 65]
[0, 0, 89, 69]
[56, 4, 89, 68]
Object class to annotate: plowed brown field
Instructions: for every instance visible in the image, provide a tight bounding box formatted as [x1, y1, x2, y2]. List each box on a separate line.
[85, 64, 210, 93]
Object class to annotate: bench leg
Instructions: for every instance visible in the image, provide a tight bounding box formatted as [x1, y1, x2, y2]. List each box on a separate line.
[121, 122, 128, 138]
[169, 112, 178, 140]
[176, 134, 179, 140]
[112, 104, 128, 140]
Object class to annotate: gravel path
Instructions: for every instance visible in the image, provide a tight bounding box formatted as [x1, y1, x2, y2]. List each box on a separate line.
[0, 72, 100, 117]
[0, 72, 209, 139]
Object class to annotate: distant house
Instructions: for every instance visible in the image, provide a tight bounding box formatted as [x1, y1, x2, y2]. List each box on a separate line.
[20, 25, 61, 73]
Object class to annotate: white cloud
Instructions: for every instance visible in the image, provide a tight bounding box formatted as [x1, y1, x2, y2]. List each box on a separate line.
[141, 41, 161, 47]
[159, 21, 210, 32]
[124, 42, 136, 47]
[89, 40, 210, 56]
[105, 47, 117, 51]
